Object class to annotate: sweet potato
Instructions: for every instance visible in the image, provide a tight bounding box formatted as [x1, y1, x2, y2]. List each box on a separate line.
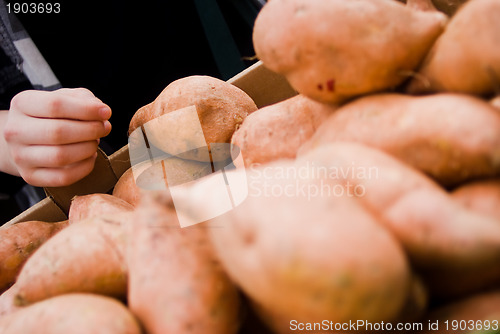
[13, 214, 130, 305]
[0, 284, 21, 316]
[0, 220, 68, 293]
[113, 156, 213, 206]
[231, 94, 335, 167]
[68, 193, 133, 224]
[204, 174, 411, 324]
[406, 0, 500, 95]
[127, 191, 241, 334]
[129, 75, 257, 162]
[112, 167, 142, 206]
[418, 291, 500, 334]
[296, 143, 500, 273]
[451, 178, 500, 222]
[0, 293, 141, 334]
[300, 93, 500, 186]
[491, 95, 500, 110]
[253, 0, 446, 104]
[406, 0, 438, 12]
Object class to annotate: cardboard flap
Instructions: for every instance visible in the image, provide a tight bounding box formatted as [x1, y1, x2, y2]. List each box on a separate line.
[228, 61, 297, 108]
[44, 147, 119, 215]
[109, 145, 132, 179]
[2, 197, 67, 228]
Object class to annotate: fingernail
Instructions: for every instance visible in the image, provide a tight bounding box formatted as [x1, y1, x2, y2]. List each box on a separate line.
[99, 106, 111, 119]
[104, 120, 112, 133]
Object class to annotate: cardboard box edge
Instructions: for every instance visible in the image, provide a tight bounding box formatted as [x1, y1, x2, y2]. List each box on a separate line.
[2, 197, 67, 228]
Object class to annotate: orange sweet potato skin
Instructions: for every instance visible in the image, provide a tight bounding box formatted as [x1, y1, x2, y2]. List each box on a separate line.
[301, 93, 500, 186]
[208, 188, 411, 327]
[112, 167, 142, 207]
[68, 193, 133, 224]
[0, 293, 141, 334]
[0, 284, 21, 316]
[253, 0, 446, 104]
[129, 75, 257, 162]
[452, 178, 500, 222]
[295, 143, 500, 301]
[406, 0, 500, 95]
[13, 215, 129, 305]
[128, 192, 241, 334]
[231, 94, 335, 167]
[0, 220, 68, 293]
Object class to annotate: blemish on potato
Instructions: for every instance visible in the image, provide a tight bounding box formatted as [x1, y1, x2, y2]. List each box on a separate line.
[326, 79, 335, 92]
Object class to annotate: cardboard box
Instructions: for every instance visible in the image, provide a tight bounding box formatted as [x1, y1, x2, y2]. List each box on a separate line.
[1, 61, 296, 228]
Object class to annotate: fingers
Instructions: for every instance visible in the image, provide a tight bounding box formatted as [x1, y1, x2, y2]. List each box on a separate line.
[4, 116, 111, 145]
[19, 154, 98, 187]
[10, 89, 111, 121]
[3, 88, 113, 187]
[11, 141, 99, 168]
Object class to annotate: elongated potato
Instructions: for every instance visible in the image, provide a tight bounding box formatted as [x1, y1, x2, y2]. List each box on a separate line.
[13, 214, 130, 305]
[129, 76, 257, 162]
[128, 191, 241, 334]
[0, 293, 141, 334]
[296, 143, 500, 273]
[204, 173, 411, 325]
[301, 93, 500, 186]
[68, 193, 133, 224]
[231, 94, 335, 167]
[0, 220, 68, 293]
[406, 0, 500, 95]
[253, 0, 446, 104]
[0, 284, 21, 316]
[451, 178, 500, 222]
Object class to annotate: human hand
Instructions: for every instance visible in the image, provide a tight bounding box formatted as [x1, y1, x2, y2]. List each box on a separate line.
[2, 88, 112, 187]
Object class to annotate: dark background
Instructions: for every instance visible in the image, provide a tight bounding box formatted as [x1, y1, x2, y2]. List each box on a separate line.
[13, 0, 259, 151]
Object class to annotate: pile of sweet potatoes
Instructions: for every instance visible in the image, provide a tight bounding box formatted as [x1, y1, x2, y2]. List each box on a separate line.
[1, 0, 500, 333]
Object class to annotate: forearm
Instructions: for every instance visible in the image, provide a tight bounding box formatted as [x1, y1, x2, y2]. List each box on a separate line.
[0, 110, 21, 176]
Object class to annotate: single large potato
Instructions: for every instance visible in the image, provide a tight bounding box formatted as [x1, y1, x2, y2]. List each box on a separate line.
[0, 293, 141, 334]
[129, 76, 257, 162]
[231, 94, 335, 167]
[208, 179, 411, 326]
[406, 0, 500, 95]
[300, 93, 500, 186]
[253, 0, 446, 104]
